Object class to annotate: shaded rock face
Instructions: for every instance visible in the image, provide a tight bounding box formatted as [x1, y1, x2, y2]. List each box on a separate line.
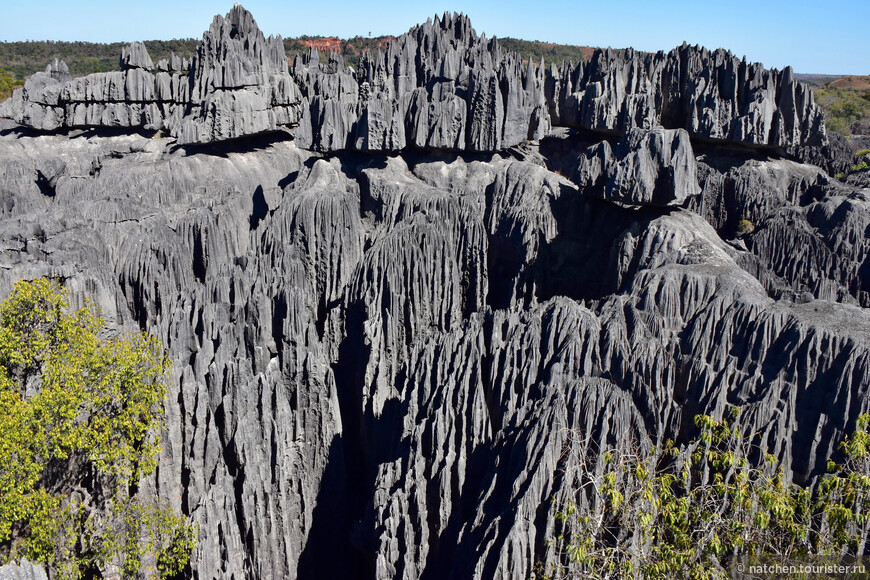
[787, 129, 857, 176]
[0, 6, 868, 580]
[573, 126, 700, 206]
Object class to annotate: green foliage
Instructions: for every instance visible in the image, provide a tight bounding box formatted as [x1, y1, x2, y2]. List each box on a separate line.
[0, 279, 195, 579]
[106, 497, 198, 578]
[815, 86, 870, 135]
[496, 38, 590, 67]
[541, 410, 870, 579]
[0, 68, 22, 101]
[856, 149, 870, 157]
[0, 40, 198, 80]
[736, 219, 755, 236]
[817, 413, 870, 555]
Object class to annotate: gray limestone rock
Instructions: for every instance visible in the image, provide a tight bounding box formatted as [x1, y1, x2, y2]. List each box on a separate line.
[582, 126, 700, 206]
[2, 8, 827, 153]
[174, 4, 302, 143]
[787, 129, 856, 176]
[0, 6, 866, 580]
[0, 560, 48, 580]
[1, 116, 869, 580]
[685, 153, 870, 307]
[276, 12, 549, 152]
[549, 44, 826, 148]
[120, 41, 154, 71]
[1, 6, 302, 143]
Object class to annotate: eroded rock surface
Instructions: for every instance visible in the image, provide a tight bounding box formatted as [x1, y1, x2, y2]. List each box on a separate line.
[0, 5, 302, 144]
[548, 44, 827, 147]
[0, 5, 866, 580]
[573, 126, 699, 206]
[0, 559, 48, 580]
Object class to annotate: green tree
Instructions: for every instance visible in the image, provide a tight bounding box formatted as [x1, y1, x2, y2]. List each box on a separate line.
[0, 279, 195, 579]
[0, 68, 23, 101]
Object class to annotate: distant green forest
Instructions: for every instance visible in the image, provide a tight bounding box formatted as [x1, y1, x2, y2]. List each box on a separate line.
[814, 82, 870, 136]
[498, 38, 592, 66]
[0, 39, 200, 80]
[283, 36, 591, 69]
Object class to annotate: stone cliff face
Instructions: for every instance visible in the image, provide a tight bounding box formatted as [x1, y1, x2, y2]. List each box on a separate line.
[0, 5, 867, 580]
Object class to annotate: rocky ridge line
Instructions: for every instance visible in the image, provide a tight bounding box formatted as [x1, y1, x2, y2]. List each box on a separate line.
[1, 6, 826, 151]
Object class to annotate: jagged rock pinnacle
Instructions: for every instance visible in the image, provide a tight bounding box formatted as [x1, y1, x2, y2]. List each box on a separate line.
[0, 5, 826, 151]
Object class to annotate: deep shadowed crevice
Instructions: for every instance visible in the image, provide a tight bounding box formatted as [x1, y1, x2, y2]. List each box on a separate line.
[278, 170, 299, 190]
[192, 228, 207, 283]
[173, 130, 294, 157]
[320, 296, 415, 580]
[249, 185, 269, 230]
[297, 435, 354, 580]
[329, 300, 375, 579]
[271, 294, 288, 363]
[34, 170, 56, 198]
[119, 276, 149, 331]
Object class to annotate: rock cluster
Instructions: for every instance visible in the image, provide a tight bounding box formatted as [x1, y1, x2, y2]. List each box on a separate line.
[1, 7, 826, 152]
[0, 5, 302, 145]
[176, 4, 302, 144]
[548, 44, 827, 147]
[292, 13, 550, 152]
[0, 44, 188, 133]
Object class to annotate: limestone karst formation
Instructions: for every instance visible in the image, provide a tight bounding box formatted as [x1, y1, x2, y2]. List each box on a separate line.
[0, 4, 826, 151]
[0, 5, 867, 579]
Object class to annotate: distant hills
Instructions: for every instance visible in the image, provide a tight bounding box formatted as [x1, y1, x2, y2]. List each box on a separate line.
[796, 74, 870, 136]
[828, 75, 870, 92]
[795, 73, 870, 89]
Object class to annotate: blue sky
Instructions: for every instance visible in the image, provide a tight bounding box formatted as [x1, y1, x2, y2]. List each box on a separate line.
[0, 1, 865, 74]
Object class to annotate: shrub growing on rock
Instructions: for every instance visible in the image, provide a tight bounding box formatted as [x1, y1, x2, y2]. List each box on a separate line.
[0, 279, 195, 579]
[541, 410, 870, 579]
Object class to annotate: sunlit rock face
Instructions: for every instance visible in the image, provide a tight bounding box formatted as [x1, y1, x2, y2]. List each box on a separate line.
[0, 5, 866, 580]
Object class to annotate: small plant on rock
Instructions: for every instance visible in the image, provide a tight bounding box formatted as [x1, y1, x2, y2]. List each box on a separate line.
[736, 219, 755, 236]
